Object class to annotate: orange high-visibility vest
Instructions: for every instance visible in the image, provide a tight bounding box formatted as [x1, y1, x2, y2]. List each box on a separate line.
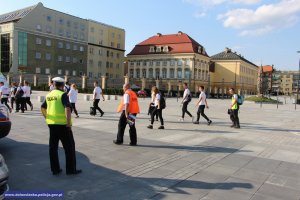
[117, 90, 140, 113]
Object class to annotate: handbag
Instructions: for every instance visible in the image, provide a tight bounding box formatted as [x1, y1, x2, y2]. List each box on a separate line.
[227, 109, 232, 115]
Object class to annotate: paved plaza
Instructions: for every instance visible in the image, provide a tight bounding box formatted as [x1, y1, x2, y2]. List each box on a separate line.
[1, 91, 300, 200]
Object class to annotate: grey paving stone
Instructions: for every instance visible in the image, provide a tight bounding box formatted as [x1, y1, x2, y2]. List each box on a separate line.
[256, 183, 300, 200]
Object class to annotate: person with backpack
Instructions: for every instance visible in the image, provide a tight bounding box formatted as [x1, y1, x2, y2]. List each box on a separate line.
[64, 81, 71, 93]
[15, 82, 26, 113]
[194, 86, 212, 125]
[68, 83, 79, 118]
[180, 82, 193, 122]
[147, 86, 164, 129]
[10, 82, 17, 110]
[229, 88, 240, 129]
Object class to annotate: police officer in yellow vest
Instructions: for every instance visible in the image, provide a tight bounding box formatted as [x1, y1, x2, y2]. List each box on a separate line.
[229, 88, 240, 129]
[41, 77, 82, 175]
[113, 83, 140, 146]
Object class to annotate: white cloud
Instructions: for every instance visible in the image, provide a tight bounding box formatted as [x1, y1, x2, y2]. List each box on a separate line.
[231, 0, 260, 5]
[218, 0, 300, 36]
[183, 0, 259, 7]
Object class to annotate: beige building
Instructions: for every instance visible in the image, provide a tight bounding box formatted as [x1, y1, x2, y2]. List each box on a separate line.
[87, 20, 125, 81]
[210, 48, 258, 95]
[127, 32, 210, 93]
[273, 71, 299, 95]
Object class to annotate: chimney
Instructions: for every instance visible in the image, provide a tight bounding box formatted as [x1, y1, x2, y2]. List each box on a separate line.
[224, 47, 231, 53]
[177, 31, 183, 35]
[157, 33, 162, 37]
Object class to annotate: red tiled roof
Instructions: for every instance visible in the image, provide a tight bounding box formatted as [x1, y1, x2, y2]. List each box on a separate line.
[259, 65, 273, 72]
[128, 32, 208, 56]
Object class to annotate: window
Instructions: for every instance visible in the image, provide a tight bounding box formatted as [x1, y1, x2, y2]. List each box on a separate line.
[130, 62, 134, 66]
[36, 24, 42, 31]
[35, 52, 41, 59]
[142, 69, 146, 78]
[112, 33, 115, 38]
[136, 69, 140, 78]
[66, 43, 71, 50]
[73, 32, 78, 39]
[149, 61, 153, 66]
[80, 46, 84, 52]
[73, 45, 78, 51]
[79, 59, 83, 64]
[88, 72, 93, 78]
[170, 69, 174, 78]
[36, 67, 41, 74]
[177, 68, 182, 79]
[58, 56, 63, 62]
[162, 69, 167, 78]
[99, 40, 103, 45]
[149, 46, 155, 53]
[58, 69, 62, 75]
[156, 61, 160, 66]
[36, 38, 42, 45]
[110, 62, 113, 68]
[58, 42, 63, 48]
[110, 52, 114, 58]
[170, 60, 175, 66]
[111, 42, 114, 47]
[99, 49, 102, 55]
[80, 33, 84, 40]
[155, 69, 160, 79]
[73, 71, 76, 76]
[156, 46, 161, 52]
[162, 61, 167, 66]
[45, 68, 50, 74]
[137, 61, 141, 66]
[163, 46, 169, 52]
[66, 31, 71, 38]
[59, 18, 64, 25]
[89, 47, 94, 54]
[149, 69, 153, 78]
[47, 16, 51, 22]
[106, 62, 109, 68]
[184, 69, 190, 79]
[80, 24, 85, 31]
[46, 39, 51, 47]
[143, 61, 147, 66]
[177, 60, 182, 66]
[18, 32, 28, 67]
[45, 53, 51, 60]
[98, 73, 102, 78]
[72, 57, 77, 63]
[58, 29, 64, 36]
[65, 56, 70, 63]
[65, 70, 69, 76]
[130, 69, 134, 78]
[79, 71, 83, 76]
[107, 51, 109, 57]
[117, 43, 120, 49]
[67, 21, 71, 27]
[98, 61, 102, 67]
[74, 22, 78, 29]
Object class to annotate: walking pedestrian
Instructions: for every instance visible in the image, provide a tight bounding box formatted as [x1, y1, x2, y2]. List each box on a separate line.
[68, 84, 79, 118]
[147, 86, 164, 129]
[180, 82, 193, 122]
[148, 88, 158, 121]
[24, 81, 33, 111]
[15, 83, 25, 113]
[229, 88, 240, 128]
[113, 83, 140, 146]
[41, 77, 82, 175]
[0, 82, 12, 112]
[10, 82, 17, 110]
[92, 81, 105, 117]
[193, 86, 212, 125]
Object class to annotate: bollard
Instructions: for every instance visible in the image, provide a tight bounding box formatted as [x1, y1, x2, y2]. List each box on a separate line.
[37, 96, 45, 102]
[84, 95, 90, 101]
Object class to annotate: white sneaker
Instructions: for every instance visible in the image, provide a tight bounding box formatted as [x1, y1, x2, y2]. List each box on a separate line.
[179, 118, 184, 122]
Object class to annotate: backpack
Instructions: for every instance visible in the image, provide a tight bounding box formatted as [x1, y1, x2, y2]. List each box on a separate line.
[237, 95, 244, 106]
[186, 93, 192, 103]
[159, 93, 166, 109]
[64, 85, 71, 93]
[15, 88, 24, 99]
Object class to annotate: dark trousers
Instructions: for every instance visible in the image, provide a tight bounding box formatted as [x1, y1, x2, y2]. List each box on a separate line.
[93, 99, 104, 115]
[25, 97, 33, 110]
[48, 125, 77, 174]
[230, 109, 240, 127]
[196, 105, 210, 122]
[151, 108, 164, 126]
[182, 101, 192, 118]
[148, 105, 158, 120]
[117, 111, 137, 145]
[16, 97, 26, 112]
[70, 103, 78, 116]
[1, 98, 11, 110]
[10, 97, 15, 109]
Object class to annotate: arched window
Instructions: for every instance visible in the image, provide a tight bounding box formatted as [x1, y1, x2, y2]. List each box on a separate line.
[184, 68, 190, 79]
[162, 68, 167, 78]
[177, 68, 182, 79]
[149, 68, 153, 79]
[155, 69, 160, 79]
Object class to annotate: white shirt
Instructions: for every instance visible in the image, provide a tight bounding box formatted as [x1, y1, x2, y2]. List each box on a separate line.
[154, 93, 161, 107]
[93, 86, 102, 100]
[0, 86, 10, 98]
[23, 86, 31, 97]
[21, 86, 27, 98]
[121, 93, 130, 111]
[49, 85, 54, 91]
[10, 87, 17, 97]
[183, 88, 190, 102]
[68, 88, 78, 103]
[151, 92, 155, 103]
[198, 92, 206, 106]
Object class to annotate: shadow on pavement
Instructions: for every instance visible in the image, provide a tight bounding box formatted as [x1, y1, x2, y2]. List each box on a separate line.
[0, 138, 253, 200]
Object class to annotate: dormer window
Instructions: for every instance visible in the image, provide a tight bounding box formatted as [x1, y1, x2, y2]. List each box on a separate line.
[163, 46, 169, 52]
[198, 46, 203, 53]
[156, 46, 162, 52]
[149, 46, 155, 53]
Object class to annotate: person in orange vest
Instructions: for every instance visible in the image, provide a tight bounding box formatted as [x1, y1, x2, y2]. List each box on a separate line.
[114, 83, 140, 146]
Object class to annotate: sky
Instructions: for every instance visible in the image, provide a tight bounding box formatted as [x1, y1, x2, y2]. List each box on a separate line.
[1, 0, 300, 70]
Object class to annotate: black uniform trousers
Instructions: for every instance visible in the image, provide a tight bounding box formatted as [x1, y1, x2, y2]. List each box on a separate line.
[70, 103, 78, 116]
[10, 97, 15, 109]
[117, 111, 137, 145]
[93, 99, 104, 115]
[25, 97, 33, 110]
[151, 108, 164, 126]
[182, 101, 192, 118]
[230, 109, 240, 127]
[1, 98, 11, 110]
[196, 105, 210, 122]
[48, 125, 77, 174]
[16, 97, 26, 112]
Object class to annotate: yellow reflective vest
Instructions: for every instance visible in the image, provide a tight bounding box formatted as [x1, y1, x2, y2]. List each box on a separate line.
[46, 90, 67, 125]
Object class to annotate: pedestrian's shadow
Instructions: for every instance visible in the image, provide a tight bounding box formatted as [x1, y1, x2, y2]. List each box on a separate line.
[0, 138, 253, 200]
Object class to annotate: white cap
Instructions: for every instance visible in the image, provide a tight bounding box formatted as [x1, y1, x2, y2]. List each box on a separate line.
[52, 77, 65, 83]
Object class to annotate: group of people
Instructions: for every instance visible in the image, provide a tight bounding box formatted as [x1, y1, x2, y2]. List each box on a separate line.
[41, 77, 240, 176]
[0, 81, 33, 113]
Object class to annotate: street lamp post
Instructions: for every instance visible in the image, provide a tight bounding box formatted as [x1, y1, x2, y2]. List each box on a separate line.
[296, 51, 300, 110]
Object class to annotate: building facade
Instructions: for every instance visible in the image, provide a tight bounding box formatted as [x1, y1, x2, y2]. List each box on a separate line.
[272, 71, 299, 95]
[127, 32, 210, 93]
[257, 65, 274, 95]
[210, 48, 258, 95]
[0, 2, 125, 84]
